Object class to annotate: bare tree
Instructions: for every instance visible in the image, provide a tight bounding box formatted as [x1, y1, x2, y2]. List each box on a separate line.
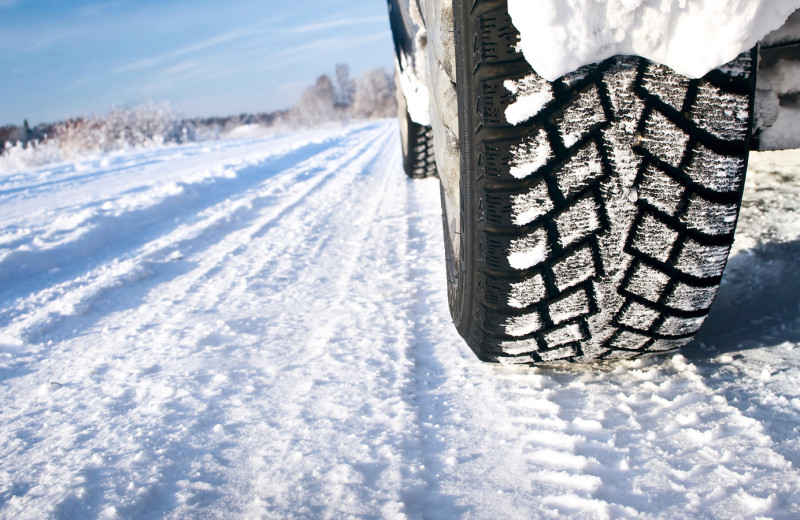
[288, 74, 340, 127]
[352, 68, 396, 119]
[335, 63, 355, 108]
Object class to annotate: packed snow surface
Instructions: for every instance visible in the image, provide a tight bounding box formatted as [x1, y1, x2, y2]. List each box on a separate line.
[508, 0, 800, 80]
[2, 121, 800, 518]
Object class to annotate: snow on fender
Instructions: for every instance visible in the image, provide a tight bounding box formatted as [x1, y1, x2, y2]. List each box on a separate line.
[508, 0, 800, 81]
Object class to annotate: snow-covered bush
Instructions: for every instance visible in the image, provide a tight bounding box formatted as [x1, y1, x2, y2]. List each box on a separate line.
[0, 66, 396, 171]
[0, 140, 64, 171]
[0, 102, 194, 172]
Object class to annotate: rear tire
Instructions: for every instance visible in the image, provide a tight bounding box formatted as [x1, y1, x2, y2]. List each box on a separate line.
[447, 0, 757, 364]
[400, 108, 438, 179]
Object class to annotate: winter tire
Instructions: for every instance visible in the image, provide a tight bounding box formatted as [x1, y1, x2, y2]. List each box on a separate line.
[446, 0, 757, 364]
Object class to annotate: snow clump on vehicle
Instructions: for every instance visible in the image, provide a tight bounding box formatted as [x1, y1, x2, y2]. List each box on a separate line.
[508, 0, 800, 81]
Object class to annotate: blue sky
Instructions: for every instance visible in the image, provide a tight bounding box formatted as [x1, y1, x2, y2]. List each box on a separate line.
[0, 0, 395, 126]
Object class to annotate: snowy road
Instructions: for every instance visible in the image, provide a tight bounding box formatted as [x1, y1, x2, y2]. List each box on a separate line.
[2, 120, 800, 519]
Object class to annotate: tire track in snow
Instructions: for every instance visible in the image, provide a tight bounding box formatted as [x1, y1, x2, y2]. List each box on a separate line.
[398, 176, 467, 518]
[111, 123, 393, 329]
[1, 124, 387, 344]
[479, 355, 800, 519]
[199, 123, 430, 517]
[1, 123, 411, 518]
[24, 121, 418, 517]
[0, 127, 365, 302]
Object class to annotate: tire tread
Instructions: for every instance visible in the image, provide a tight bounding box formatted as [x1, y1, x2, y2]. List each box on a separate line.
[447, 0, 756, 364]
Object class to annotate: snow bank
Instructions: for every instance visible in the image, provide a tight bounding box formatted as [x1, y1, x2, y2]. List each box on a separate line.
[508, 0, 800, 81]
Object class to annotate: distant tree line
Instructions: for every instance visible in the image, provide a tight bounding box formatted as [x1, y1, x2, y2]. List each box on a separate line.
[0, 65, 396, 163]
[285, 64, 396, 127]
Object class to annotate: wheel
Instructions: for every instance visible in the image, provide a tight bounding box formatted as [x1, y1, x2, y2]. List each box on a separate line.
[444, 0, 757, 364]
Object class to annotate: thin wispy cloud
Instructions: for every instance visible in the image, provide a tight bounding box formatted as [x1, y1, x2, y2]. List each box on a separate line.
[133, 30, 390, 97]
[164, 60, 199, 75]
[113, 26, 260, 74]
[29, 31, 76, 52]
[202, 31, 393, 83]
[275, 31, 390, 61]
[294, 15, 387, 32]
[111, 14, 383, 78]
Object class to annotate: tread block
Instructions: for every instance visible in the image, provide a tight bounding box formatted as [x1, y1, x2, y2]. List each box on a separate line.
[554, 195, 601, 248]
[638, 164, 685, 217]
[548, 288, 590, 325]
[625, 262, 670, 302]
[658, 315, 706, 336]
[610, 330, 651, 350]
[561, 64, 593, 88]
[618, 301, 660, 330]
[509, 179, 554, 226]
[484, 191, 514, 226]
[674, 238, 730, 278]
[503, 74, 555, 125]
[715, 51, 754, 79]
[552, 245, 596, 291]
[641, 110, 690, 168]
[553, 141, 604, 198]
[480, 78, 510, 127]
[483, 72, 557, 127]
[543, 323, 584, 348]
[507, 274, 547, 308]
[647, 337, 692, 352]
[506, 227, 550, 270]
[641, 63, 690, 111]
[502, 311, 543, 337]
[497, 337, 539, 356]
[630, 213, 679, 262]
[680, 194, 738, 235]
[691, 81, 750, 141]
[684, 143, 745, 193]
[539, 345, 579, 362]
[665, 282, 717, 312]
[478, 10, 522, 64]
[556, 86, 606, 147]
[497, 354, 538, 365]
[508, 129, 553, 179]
[604, 349, 641, 360]
[484, 133, 554, 181]
[601, 57, 641, 118]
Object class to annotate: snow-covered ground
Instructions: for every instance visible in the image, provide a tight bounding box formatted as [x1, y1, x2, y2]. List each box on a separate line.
[1, 120, 799, 519]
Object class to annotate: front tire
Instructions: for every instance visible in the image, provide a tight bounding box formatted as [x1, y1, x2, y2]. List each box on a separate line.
[447, 0, 757, 364]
